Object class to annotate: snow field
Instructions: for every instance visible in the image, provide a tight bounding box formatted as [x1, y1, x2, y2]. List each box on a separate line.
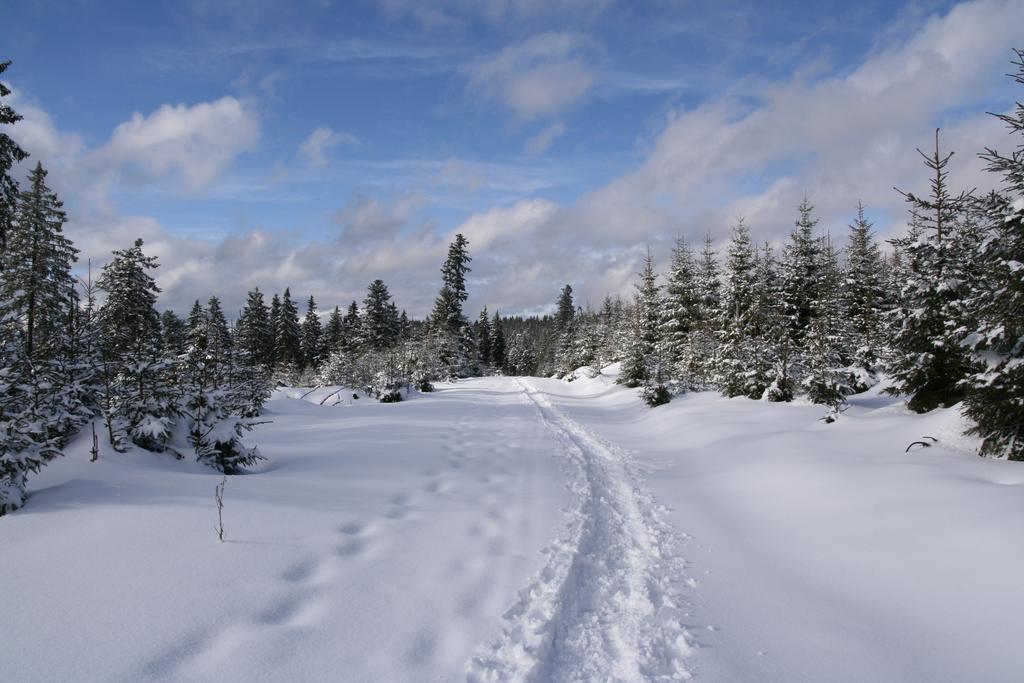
[3, 372, 1024, 682]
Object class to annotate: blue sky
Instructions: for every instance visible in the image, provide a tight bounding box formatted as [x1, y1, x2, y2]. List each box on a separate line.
[3, 0, 1022, 315]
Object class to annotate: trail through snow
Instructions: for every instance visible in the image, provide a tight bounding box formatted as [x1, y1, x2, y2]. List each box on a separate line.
[468, 378, 693, 682]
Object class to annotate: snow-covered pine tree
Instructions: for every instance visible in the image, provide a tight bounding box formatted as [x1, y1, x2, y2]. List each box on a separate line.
[235, 288, 273, 369]
[205, 296, 232, 380]
[748, 242, 786, 400]
[300, 295, 323, 368]
[160, 310, 187, 358]
[780, 197, 823, 351]
[553, 284, 579, 375]
[659, 237, 700, 389]
[1, 162, 78, 361]
[887, 130, 976, 412]
[363, 279, 398, 351]
[688, 233, 722, 390]
[715, 220, 758, 398]
[505, 331, 537, 376]
[621, 251, 664, 399]
[0, 306, 64, 514]
[963, 49, 1024, 459]
[430, 234, 473, 375]
[802, 234, 850, 407]
[341, 300, 362, 352]
[0, 60, 29, 258]
[490, 311, 506, 371]
[179, 332, 264, 474]
[275, 288, 301, 370]
[476, 307, 492, 370]
[323, 305, 343, 355]
[268, 292, 281, 363]
[842, 202, 886, 391]
[96, 238, 173, 451]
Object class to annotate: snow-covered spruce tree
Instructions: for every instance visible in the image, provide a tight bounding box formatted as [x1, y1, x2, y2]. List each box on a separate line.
[715, 220, 758, 398]
[0, 60, 29, 258]
[505, 331, 537, 376]
[802, 235, 851, 407]
[594, 296, 624, 368]
[780, 197, 823, 351]
[887, 130, 976, 412]
[275, 288, 302, 372]
[235, 288, 273, 369]
[476, 307, 492, 371]
[323, 305, 343, 357]
[363, 279, 399, 351]
[747, 242, 786, 400]
[268, 293, 281, 364]
[160, 309, 187, 358]
[0, 308, 64, 514]
[659, 237, 701, 390]
[842, 202, 886, 391]
[619, 251, 661, 389]
[300, 295, 323, 368]
[96, 238, 173, 451]
[178, 334, 264, 474]
[205, 296, 233, 379]
[430, 234, 474, 376]
[963, 49, 1024, 459]
[490, 311, 506, 371]
[553, 284, 580, 375]
[341, 300, 362, 352]
[1, 162, 78, 361]
[688, 233, 722, 390]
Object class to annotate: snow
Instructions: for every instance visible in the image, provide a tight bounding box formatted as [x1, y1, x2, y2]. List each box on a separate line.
[3, 373, 1024, 681]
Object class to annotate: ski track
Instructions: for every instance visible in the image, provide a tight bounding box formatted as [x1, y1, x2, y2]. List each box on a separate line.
[467, 378, 694, 683]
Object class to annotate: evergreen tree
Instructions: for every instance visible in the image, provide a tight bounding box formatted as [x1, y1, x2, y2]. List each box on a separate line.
[342, 300, 362, 351]
[887, 130, 975, 412]
[659, 237, 700, 385]
[716, 220, 758, 398]
[476, 307, 492, 369]
[0, 309, 64, 514]
[553, 285, 578, 374]
[205, 296, 232, 378]
[750, 242, 788, 400]
[0, 60, 29, 258]
[780, 197, 823, 348]
[619, 251, 661, 387]
[491, 311, 506, 370]
[160, 310, 187, 358]
[843, 202, 886, 390]
[430, 234, 474, 375]
[1, 162, 77, 361]
[300, 295, 323, 367]
[275, 288, 301, 368]
[363, 279, 398, 350]
[963, 50, 1024, 459]
[235, 288, 273, 368]
[96, 239, 170, 451]
[689, 233, 722, 389]
[268, 293, 281, 363]
[802, 235, 849, 407]
[324, 305, 343, 355]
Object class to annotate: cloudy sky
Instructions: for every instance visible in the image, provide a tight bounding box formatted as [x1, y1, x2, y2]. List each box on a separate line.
[4, 0, 1023, 317]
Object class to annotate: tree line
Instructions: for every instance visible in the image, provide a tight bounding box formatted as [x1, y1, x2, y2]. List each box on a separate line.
[2, 51, 1022, 514]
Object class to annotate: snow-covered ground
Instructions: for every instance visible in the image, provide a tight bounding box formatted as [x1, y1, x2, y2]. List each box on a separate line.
[2, 372, 1023, 681]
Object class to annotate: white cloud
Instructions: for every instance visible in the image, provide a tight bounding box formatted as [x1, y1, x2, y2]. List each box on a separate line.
[526, 121, 567, 155]
[298, 126, 359, 168]
[467, 33, 594, 120]
[561, 0, 1024, 253]
[95, 97, 259, 192]
[331, 192, 423, 241]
